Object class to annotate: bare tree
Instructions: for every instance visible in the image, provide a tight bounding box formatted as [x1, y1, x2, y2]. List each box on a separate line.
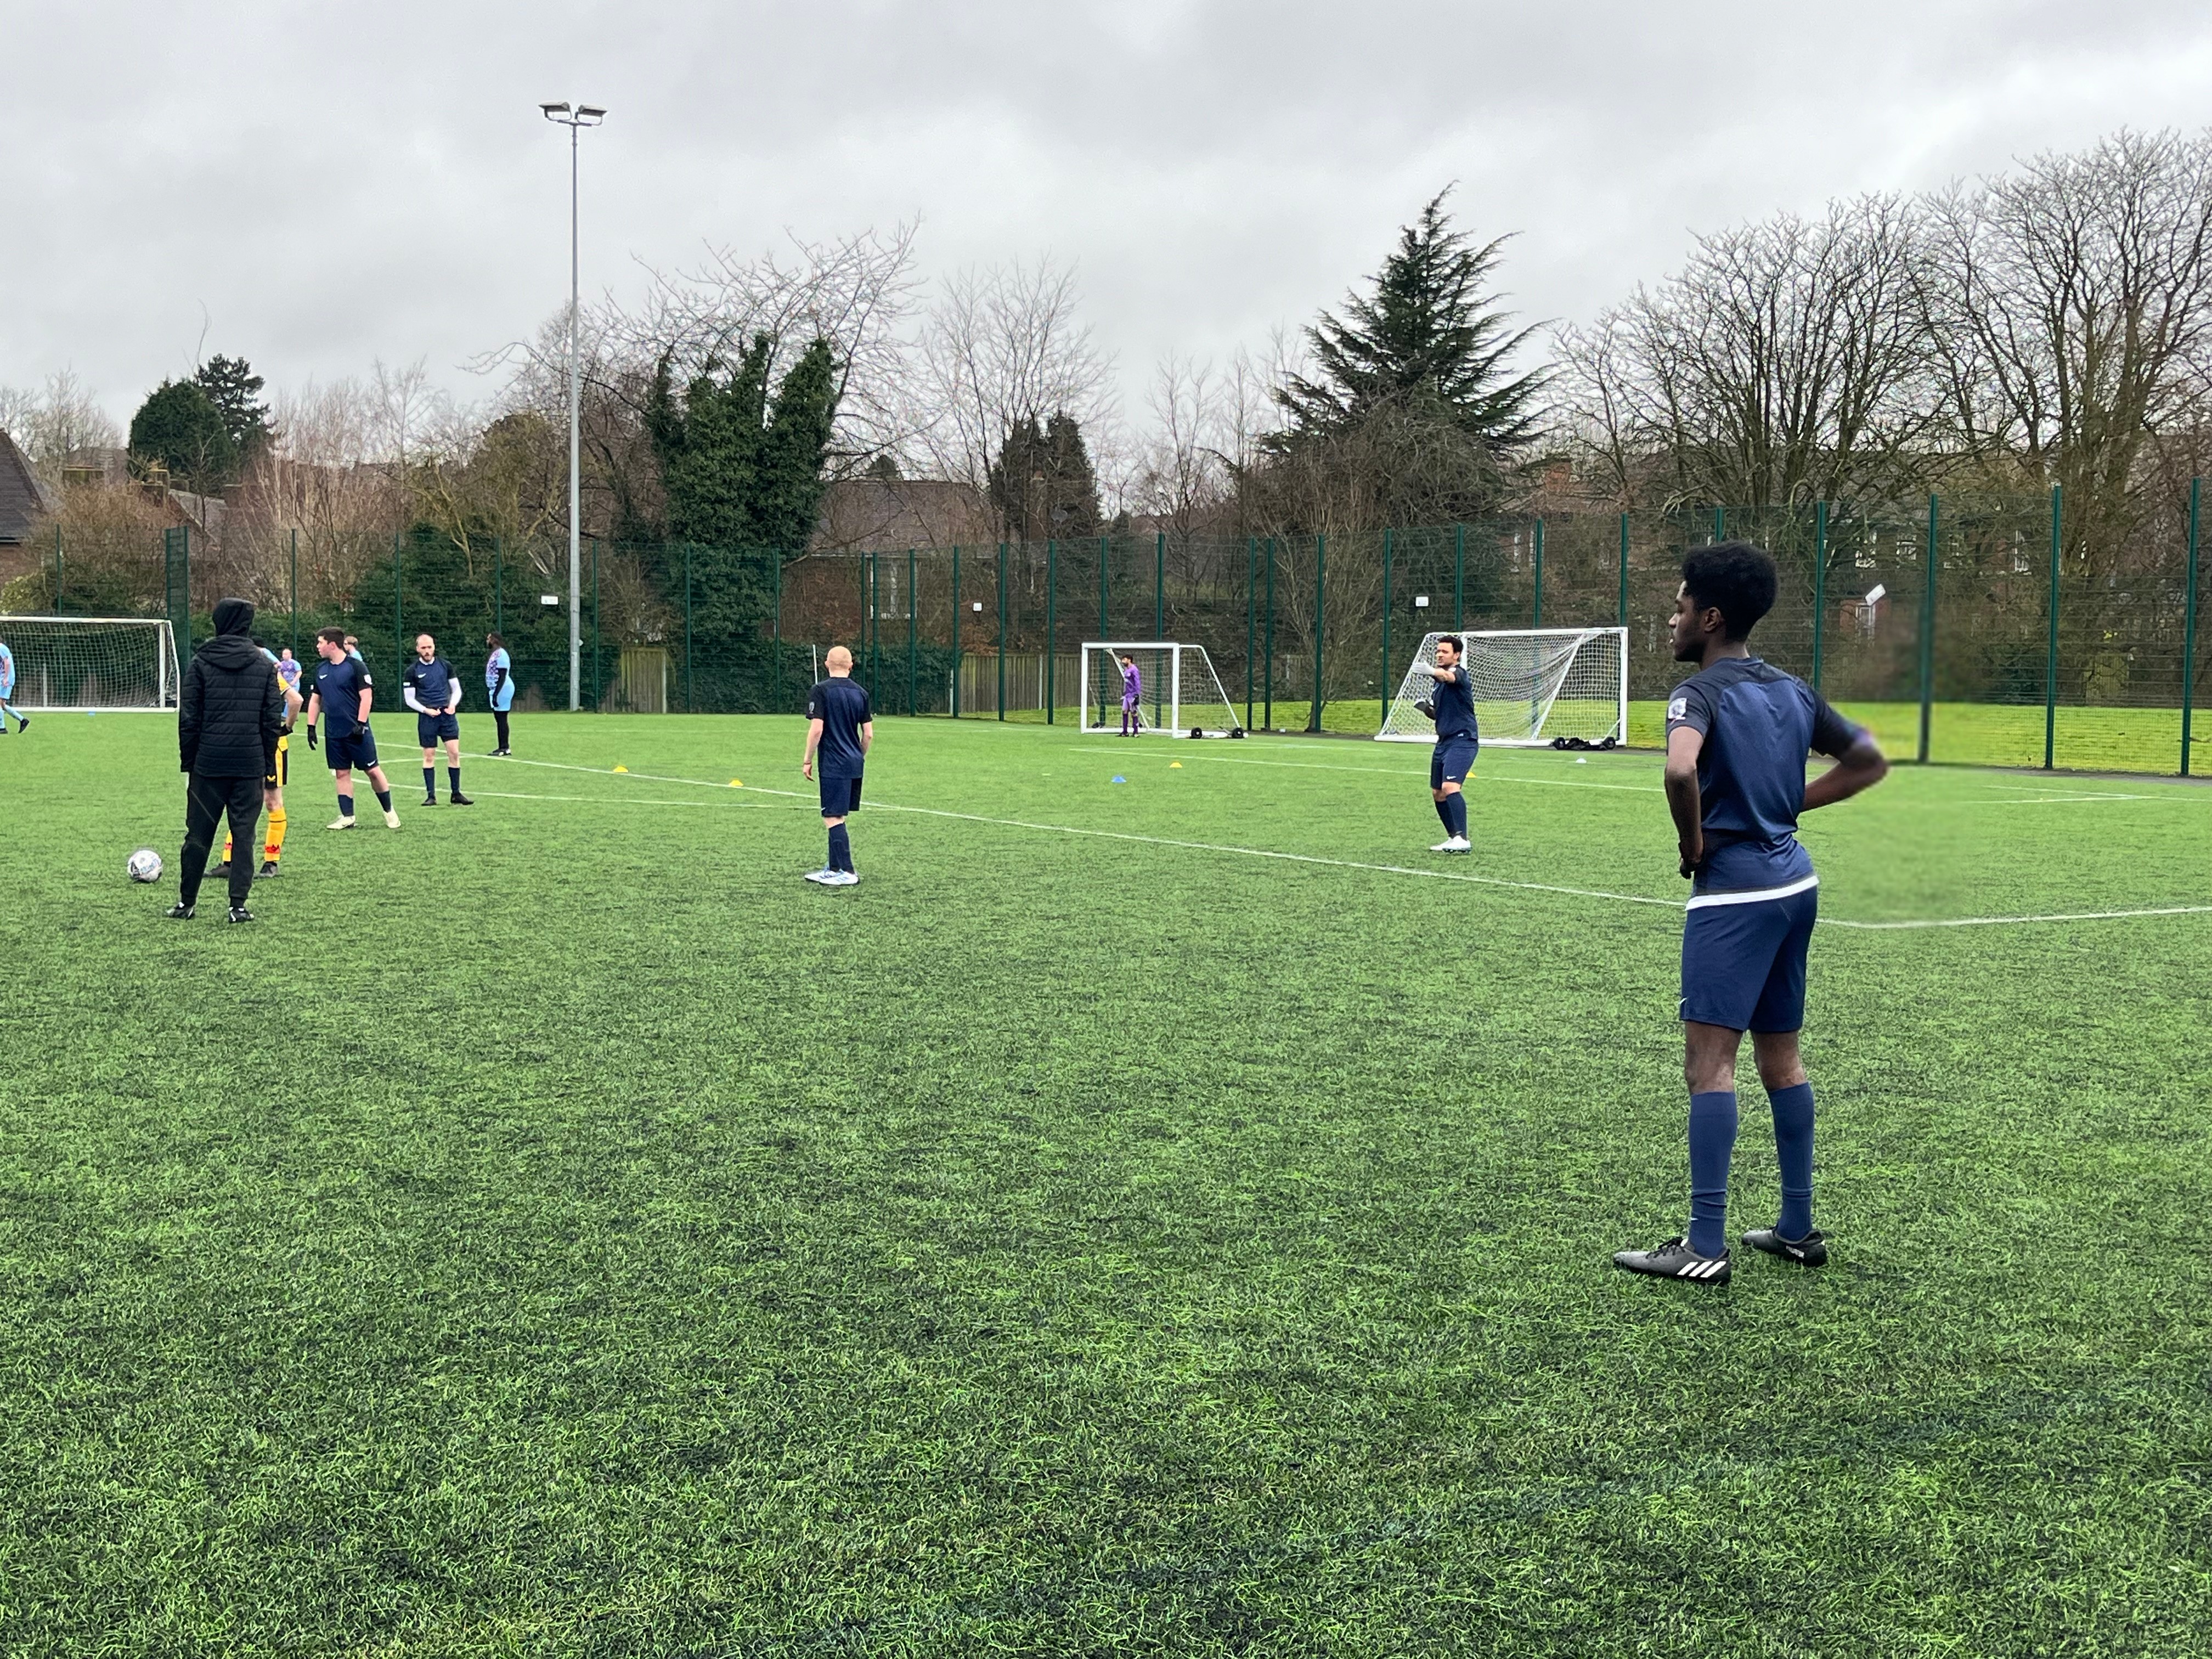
[0, 369, 123, 475]
[912, 257, 1116, 535]
[1553, 195, 1936, 510]
[1129, 353, 1233, 546]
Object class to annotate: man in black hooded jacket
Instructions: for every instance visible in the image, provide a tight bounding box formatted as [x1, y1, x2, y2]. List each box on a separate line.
[170, 597, 286, 922]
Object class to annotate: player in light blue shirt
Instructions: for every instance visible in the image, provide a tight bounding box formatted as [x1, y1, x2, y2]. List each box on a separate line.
[0, 637, 25, 733]
[484, 633, 515, 755]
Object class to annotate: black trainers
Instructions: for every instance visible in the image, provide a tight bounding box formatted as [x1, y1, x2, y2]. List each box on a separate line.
[256, 861, 280, 879]
[208, 861, 232, 879]
[227, 905, 254, 924]
[1612, 1235, 1731, 1285]
[422, 795, 438, 807]
[1741, 1227, 1829, 1267]
[164, 901, 195, 920]
[449, 793, 473, 805]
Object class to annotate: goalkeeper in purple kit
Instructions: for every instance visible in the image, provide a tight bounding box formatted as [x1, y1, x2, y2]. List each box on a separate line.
[1119, 653, 1142, 735]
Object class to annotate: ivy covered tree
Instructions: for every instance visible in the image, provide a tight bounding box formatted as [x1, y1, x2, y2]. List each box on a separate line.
[989, 410, 1101, 541]
[128, 379, 236, 488]
[645, 332, 839, 708]
[1280, 189, 1546, 449]
[193, 355, 273, 465]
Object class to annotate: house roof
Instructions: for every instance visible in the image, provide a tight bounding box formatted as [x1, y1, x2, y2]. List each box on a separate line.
[0, 430, 55, 545]
[815, 477, 995, 552]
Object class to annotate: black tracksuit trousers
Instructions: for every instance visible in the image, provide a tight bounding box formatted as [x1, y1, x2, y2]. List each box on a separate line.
[180, 772, 262, 909]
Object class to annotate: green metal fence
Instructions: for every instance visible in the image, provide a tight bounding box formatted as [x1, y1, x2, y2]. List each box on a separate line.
[22, 489, 2208, 775]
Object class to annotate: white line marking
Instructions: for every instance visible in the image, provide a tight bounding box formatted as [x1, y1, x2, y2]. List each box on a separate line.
[475, 756, 2209, 931]
[1073, 746, 1664, 792]
[1823, 905, 2212, 930]
[1988, 793, 2157, 805]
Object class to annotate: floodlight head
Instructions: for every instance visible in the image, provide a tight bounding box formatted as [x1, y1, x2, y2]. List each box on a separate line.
[540, 101, 572, 117]
[575, 105, 607, 122]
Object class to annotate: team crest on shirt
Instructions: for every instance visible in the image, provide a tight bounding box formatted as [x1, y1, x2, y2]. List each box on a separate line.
[1667, 697, 1688, 721]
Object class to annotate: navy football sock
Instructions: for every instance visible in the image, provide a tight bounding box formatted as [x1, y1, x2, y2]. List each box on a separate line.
[1435, 797, 1453, 831]
[374, 789, 393, 813]
[1447, 793, 1468, 838]
[337, 793, 354, 819]
[1768, 1081, 1815, 1238]
[828, 824, 852, 872]
[448, 765, 461, 793]
[1688, 1090, 1739, 1257]
[423, 767, 436, 797]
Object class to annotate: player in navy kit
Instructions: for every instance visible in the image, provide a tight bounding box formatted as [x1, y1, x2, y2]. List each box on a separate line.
[402, 634, 473, 806]
[800, 645, 873, 887]
[1408, 635, 1477, 853]
[302, 627, 400, 831]
[1613, 544, 1888, 1286]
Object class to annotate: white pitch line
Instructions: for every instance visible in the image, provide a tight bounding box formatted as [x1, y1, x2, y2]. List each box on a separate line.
[1988, 793, 2157, 805]
[473, 756, 2209, 932]
[1072, 745, 1664, 792]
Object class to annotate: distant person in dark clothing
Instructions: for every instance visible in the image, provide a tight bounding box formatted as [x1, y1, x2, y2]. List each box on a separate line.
[170, 597, 286, 922]
[800, 645, 872, 887]
[485, 633, 515, 755]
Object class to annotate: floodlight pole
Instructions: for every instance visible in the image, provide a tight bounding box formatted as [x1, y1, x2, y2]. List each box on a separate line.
[543, 101, 605, 711]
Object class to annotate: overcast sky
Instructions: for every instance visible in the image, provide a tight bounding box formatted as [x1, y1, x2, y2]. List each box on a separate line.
[6, 0, 2212, 437]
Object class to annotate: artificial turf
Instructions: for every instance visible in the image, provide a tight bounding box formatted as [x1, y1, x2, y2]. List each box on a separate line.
[1, 711, 2208, 1656]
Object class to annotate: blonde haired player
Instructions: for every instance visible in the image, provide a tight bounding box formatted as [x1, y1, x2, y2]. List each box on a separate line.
[211, 640, 303, 881]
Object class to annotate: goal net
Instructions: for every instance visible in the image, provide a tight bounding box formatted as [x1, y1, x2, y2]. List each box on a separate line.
[0, 616, 181, 710]
[1378, 628, 1628, 746]
[1080, 642, 1244, 737]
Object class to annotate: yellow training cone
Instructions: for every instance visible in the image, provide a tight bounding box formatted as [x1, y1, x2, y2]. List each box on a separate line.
[612, 765, 629, 773]
[1169, 760, 1183, 768]
[729, 778, 742, 787]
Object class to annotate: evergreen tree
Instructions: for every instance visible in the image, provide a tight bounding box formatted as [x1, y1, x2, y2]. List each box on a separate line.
[645, 332, 840, 708]
[1278, 189, 1547, 454]
[193, 355, 273, 462]
[989, 410, 1101, 540]
[128, 379, 237, 487]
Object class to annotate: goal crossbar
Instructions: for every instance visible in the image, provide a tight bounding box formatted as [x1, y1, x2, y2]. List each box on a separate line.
[1378, 627, 1628, 747]
[1079, 641, 1244, 737]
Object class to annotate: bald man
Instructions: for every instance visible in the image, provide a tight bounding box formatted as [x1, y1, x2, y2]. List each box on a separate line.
[800, 645, 873, 886]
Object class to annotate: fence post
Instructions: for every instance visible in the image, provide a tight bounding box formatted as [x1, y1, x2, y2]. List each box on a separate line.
[1453, 523, 1465, 629]
[591, 537, 601, 710]
[908, 548, 918, 715]
[288, 529, 297, 654]
[54, 526, 63, 612]
[952, 545, 962, 718]
[683, 544, 693, 713]
[1155, 531, 1165, 639]
[393, 532, 404, 678]
[1046, 538, 1057, 724]
[1533, 517, 1545, 629]
[1811, 502, 1827, 695]
[996, 541, 1007, 721]
[1245, 535, 1256, 731]
[2044, 484, 2063, 770]
[1713, 507, 1725, 544]
[1916, 495, 1937, 764]
[771, 549, 784, 714]
[2183, 478, 2199, 777]
[1381, 528, 1393, 726]
[1308, 532, 1325, 732]
[1264, 537, 1276, 729]
[1617, 513, 1629, 627]
[1098, 533, 1109, 641]
[493, 535, 503, 637]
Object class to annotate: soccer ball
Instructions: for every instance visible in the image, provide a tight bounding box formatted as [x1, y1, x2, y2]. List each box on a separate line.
[126, 848, 163, 883]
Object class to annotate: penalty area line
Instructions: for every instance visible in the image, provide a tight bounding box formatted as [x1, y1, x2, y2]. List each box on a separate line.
[475, 757, 2211, 930]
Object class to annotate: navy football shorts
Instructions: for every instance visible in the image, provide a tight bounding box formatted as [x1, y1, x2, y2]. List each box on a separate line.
[1680, 878, 1819, 1032]
[820, 772, 862, 817]
[416, 711, 460, 746]
[1430, 736, 1479, 788]
[328, 725, 379, 771]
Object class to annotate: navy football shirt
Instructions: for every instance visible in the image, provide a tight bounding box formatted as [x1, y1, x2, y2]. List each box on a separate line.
[1666, 657, 1862, 892]
[313, 657, 372, 732]
[404, 657, 457, 712]
[808, 677, 872, 776]
[1431, 662, 1478, 741]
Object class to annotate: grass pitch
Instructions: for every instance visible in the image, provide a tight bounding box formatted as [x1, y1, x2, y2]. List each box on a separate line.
[1, 712, 2208, 1656]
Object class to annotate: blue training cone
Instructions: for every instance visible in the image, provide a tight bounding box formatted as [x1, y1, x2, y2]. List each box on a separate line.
[1111, 775, 1126, 783]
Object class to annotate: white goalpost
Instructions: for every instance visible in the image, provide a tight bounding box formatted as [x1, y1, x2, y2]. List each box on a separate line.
[1378, 628, 1628, 747]
[0, 616, 182, 711]
[1079, 642, 1245, 738]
